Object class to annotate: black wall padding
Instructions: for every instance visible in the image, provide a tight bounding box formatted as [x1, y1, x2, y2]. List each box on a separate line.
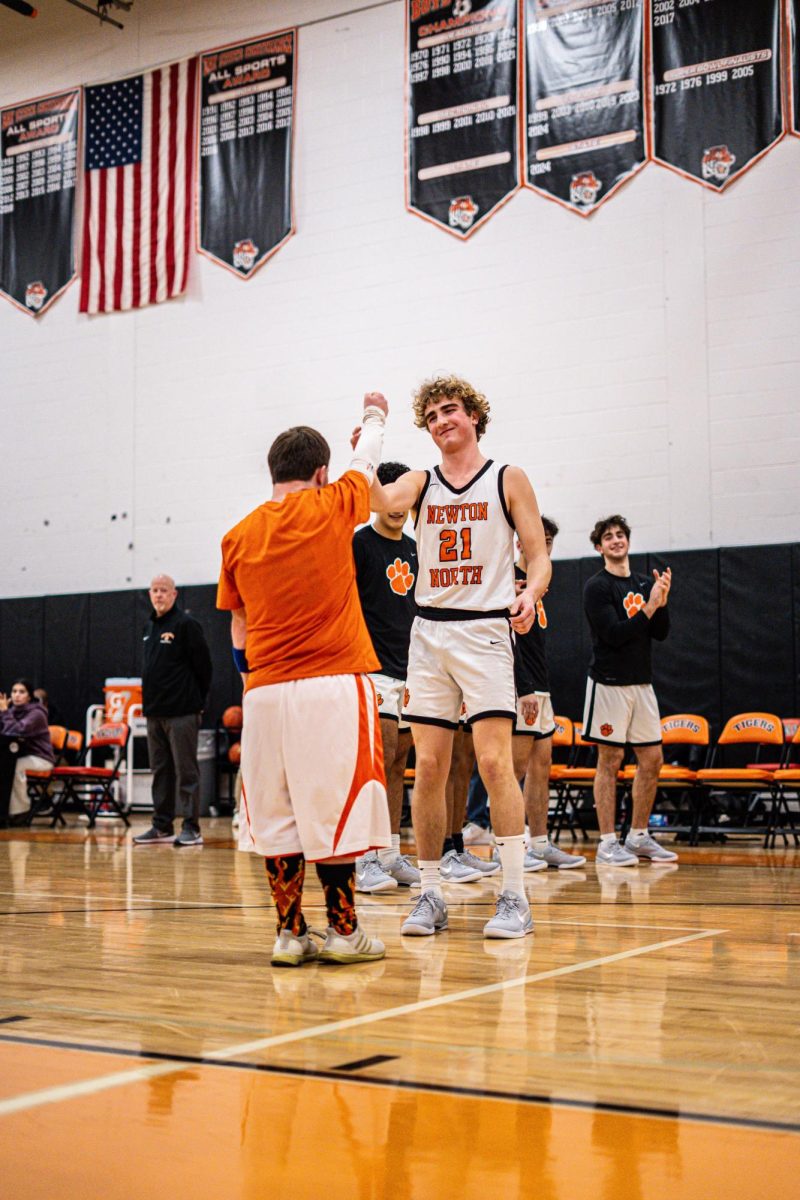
[0, 541, 797, 737]
[719, 545, 796, 721]
[648, 549, 722, 725]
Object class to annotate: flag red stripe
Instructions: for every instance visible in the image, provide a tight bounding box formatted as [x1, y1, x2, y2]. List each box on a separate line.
[181, 58, 197, 294]
[165, 62, 179, 295]
[149, 67, 161, 305]
[132, 160, 142, 309]
[113, 168, 124, 310]
[79, 171, 92, 312]
[97, 169, 108, 312]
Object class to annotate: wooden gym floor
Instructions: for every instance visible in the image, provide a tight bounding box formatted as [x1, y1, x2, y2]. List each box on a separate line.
[1, 823, 799, 1199]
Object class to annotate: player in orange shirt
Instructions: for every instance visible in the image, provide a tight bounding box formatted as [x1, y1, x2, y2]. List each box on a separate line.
[217, 395, 392, 967]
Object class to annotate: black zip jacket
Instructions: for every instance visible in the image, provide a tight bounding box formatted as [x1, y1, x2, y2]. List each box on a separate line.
[142, 605, 213, 718]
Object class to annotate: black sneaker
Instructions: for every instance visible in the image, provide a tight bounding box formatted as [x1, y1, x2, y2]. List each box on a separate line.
[132, 826, 174, 845]
[174, 828, 203, 847]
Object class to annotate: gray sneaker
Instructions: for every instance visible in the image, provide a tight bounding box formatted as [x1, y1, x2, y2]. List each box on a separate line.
[483, 892, 533, 939]
[132, 826, 174, 844]
[457, 848, 500, 875]
[271, 928, 321, 968]
[595, 838, 638, 867]
[462, 821, 493, 846]
[440, 848, 481, 883]
[492, 846, 546, 874]
[624, 833, 679, 863]
[528, 841, 587, 870]
[401, 890, 449, 936]
[174, 828, 203, 847]
[318, 925, 385, 964]
[381, 854, 421, 887]
[356, 853, 398, 893]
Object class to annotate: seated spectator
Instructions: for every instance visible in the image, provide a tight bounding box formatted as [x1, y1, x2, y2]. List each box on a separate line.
[34, 687, 64, 728]
[0, 679, 55, 820]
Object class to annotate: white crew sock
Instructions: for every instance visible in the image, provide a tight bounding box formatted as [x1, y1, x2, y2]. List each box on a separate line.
[629, 827, 647, 839]
[600, 832, 617, 846]
[494, 834, 527, 906]
[531, 835, 548, 850]
[418, 860, 443, 899]
[378, 834, 402, 866]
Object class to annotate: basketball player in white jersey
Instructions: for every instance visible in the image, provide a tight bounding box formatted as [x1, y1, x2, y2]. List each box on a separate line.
[366, 376, 551, 938]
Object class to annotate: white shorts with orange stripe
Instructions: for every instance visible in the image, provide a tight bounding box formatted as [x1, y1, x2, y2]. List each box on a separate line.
[239, 674, 391, 861]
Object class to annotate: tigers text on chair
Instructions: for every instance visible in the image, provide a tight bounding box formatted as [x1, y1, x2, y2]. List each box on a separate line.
[694, 712, 782, 846]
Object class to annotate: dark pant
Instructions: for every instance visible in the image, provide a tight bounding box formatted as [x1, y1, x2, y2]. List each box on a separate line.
[146, 714, 201, 834]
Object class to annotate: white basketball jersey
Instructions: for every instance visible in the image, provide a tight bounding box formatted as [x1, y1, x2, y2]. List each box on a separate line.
[414, 460, 516, 612]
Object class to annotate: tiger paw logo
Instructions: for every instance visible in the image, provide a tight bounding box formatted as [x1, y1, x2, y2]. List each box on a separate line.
[387, 558, 415, 596]
[702, 145, 735, 184]
[536, 599, 548, 629]
[376, 694, 384, 707]
[404, 688, 410, 709]
[600, 723, 614, 737]
[623, 591, 645, 618]
[460, 702, 467, 717]
[570, 171, 601, 207]
[524, 710, 536, 727]
[233, 239, 259, 271]
[448, 195, 479, 231]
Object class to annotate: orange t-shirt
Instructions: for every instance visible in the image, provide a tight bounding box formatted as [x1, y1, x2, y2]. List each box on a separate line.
[217, 470, 380, 688]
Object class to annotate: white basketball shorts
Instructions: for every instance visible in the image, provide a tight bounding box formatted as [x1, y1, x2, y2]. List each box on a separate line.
[514, 691, 556, 738]
[370, 671, 410, 732]
[403, 615, 516, 729]
[582, 679, 662, 747]
[239, 673, 391, 861]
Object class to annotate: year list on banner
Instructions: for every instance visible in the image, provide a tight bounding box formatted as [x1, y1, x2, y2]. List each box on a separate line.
[199, 29, 296, 277]
[524, 0, 646, 217]
[651, 0, 783, 190]
[0, 89, 79, 317]
[407, 0, 520, 238]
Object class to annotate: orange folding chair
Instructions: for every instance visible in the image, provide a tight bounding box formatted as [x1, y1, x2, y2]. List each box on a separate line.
[25, 725, 68, 823]
[694, 712, 783, 845]
[617, 714, 710, 837]
[48, 722, 131, 828]
[550, 720, 595, 842]
[770, 726, 800, 848]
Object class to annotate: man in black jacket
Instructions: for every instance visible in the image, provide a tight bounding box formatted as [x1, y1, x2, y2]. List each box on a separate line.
[583, 516, 676, 867]
[133, 575, 213, 847]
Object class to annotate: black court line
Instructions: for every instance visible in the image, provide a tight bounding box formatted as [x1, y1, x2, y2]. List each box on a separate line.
[0, 1016, 28, 1025]
[331, 1054, 399, 1071]
[0, 1031, 798, 1136]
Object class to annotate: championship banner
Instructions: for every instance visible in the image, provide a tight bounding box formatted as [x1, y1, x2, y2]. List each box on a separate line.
[0, 89, 79, 317]
[406, 0, 520, 238]
[789, 0, 799, 137]
[523, 0, 646, 216]
[198, 30, 296, 278]
[651, 0, 783, 190]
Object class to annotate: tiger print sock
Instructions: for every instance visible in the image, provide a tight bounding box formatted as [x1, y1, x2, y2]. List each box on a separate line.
[264, 854, 307, 936]
[315, 862, 358, 936]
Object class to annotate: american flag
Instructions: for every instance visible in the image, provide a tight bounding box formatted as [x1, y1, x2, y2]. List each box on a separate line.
[79, 59, 198, 314]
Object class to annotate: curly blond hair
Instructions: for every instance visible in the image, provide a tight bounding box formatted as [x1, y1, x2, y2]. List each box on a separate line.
[412, 375, 491, 441]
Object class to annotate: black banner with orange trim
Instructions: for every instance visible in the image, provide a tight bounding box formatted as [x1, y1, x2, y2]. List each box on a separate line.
[789, 0, 800, 137]
[651, 0, 783, 190]
[523, 0, 646, 216]
[0, 89, 79, 317]
[406, 0, 519, 238]
[198, 30, 295, 278]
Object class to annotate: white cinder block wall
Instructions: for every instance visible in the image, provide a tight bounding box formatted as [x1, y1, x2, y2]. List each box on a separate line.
[1, 0, 798, 599]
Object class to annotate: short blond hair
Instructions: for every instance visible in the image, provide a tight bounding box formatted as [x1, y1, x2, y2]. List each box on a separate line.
[412, 375, 491, 441]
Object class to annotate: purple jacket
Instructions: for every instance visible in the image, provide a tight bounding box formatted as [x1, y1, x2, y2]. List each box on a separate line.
[0, 701, 55, 762]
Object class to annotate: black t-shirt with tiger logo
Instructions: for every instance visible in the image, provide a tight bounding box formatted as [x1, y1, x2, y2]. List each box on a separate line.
[353, 525, 418, 680]
[513, 564, 549, 696]
[584, 568, 670, 686]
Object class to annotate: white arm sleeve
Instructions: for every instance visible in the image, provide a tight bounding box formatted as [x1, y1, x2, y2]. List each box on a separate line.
[349, 405, 386, 481]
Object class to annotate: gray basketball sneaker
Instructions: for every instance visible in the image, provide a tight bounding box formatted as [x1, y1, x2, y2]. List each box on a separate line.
[483, 892, 534, 939]
[401, 890, 449, 936]
[527, 841, 587, 870]
[381, 854, 421, 887]
[356, 853, 399, 893]
[456, 848, 500, 876]
[493, 846, 547, 874]
[595, 838, 639, 867]
[624, 832, 679, 863]
[440, 848, 481, 883]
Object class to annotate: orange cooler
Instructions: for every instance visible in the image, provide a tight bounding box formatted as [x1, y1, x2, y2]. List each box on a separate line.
[104, 677, 143, 722]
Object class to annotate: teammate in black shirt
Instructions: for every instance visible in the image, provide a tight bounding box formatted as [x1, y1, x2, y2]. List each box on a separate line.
[511, 518, 586, 870]
[352, 462, 420, 892]
[582, 515, 677, 866]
